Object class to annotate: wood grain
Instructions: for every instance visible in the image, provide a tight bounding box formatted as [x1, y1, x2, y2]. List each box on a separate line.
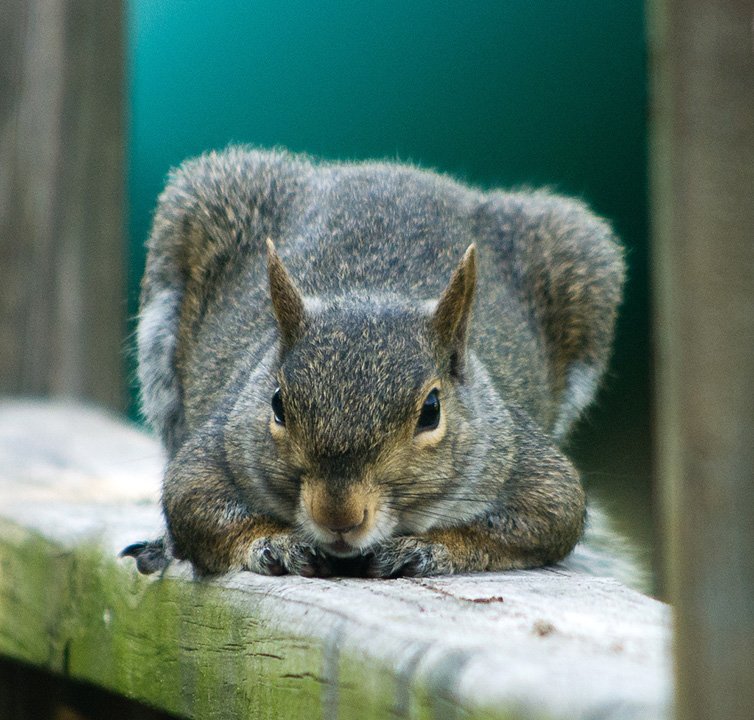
[0, 0, 125, 409]
[647, 1, 754, 718]
[0, 402, 671, 719]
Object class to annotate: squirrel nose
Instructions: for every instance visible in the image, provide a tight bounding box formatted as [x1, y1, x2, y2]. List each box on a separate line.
[320, 509, 368, 535]
[303, 482, 374, 537]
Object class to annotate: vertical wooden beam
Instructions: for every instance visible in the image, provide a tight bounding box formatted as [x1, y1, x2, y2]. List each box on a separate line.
[648, 1, 754, 718]
[0, 0, 125, 409]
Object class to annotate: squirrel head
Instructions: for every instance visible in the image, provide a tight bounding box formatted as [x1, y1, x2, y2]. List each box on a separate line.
[256, 240, 480, 557]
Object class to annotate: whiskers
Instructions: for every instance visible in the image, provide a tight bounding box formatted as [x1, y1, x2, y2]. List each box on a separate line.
[245, 456, 302, 512]
[383, 480, 489, 528]
[234, 456, 494, 537]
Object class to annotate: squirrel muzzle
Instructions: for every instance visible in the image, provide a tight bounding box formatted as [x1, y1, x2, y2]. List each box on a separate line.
[300, 480, 378, 556]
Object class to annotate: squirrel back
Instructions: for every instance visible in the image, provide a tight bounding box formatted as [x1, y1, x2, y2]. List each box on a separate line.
[133, 146, 629, 580]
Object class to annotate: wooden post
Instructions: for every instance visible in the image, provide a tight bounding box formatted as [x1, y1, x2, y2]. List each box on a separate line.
[647, 1, 754, 718]
[0, 0, 126, 409]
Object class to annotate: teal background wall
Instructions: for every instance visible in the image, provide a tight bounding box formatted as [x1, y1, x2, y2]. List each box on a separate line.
[127, 1, 652, 572]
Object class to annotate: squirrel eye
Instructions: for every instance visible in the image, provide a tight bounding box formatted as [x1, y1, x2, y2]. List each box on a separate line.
[416, 388, 441, 432]
[271, 387, 286, 426]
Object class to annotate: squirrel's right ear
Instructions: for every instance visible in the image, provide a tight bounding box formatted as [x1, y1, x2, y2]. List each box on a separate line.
[266, 239, 306, 349]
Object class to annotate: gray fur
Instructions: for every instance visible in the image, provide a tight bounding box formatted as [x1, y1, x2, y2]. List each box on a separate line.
[129, 146, 629, 581]
[137, 287, 184, 454]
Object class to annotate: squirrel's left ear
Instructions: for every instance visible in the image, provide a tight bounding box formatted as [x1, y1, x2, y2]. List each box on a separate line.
[431, 244, 477, 377]
[266, 239, 307, 350]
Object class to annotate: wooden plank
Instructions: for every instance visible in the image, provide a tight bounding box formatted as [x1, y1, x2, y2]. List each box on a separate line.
[647, 1, 754, 718]
[0, 0, 125, 409]
[0, 402, 671, 719]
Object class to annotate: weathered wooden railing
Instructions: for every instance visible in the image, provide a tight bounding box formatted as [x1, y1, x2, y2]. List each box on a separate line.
[0, 401, 671, 719]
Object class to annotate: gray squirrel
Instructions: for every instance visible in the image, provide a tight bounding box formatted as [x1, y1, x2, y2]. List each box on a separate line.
[123, 146, 631, 580]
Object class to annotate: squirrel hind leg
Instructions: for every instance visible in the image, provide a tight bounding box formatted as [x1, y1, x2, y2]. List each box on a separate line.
[120, 538, 171, 575]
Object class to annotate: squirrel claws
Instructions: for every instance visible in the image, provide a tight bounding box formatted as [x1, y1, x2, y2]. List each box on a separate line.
[247, 535, 333, 577]
[122, 534, 454, 578]
[366, 537, 453, 578]
[247, 535, 455, 578]
[256, 544, 286, 576]
[246, 534, 455, 578]
[120, 538, 170, 575]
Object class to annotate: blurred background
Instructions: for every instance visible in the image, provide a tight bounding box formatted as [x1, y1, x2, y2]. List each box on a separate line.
[127, 1, 654, 578]
[6, 3, 754, 717]
[2, 0, 653, 581]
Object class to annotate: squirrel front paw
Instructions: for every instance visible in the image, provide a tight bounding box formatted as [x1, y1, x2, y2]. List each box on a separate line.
[246, 535, 334, 577]
[366, 537, 453, 578]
